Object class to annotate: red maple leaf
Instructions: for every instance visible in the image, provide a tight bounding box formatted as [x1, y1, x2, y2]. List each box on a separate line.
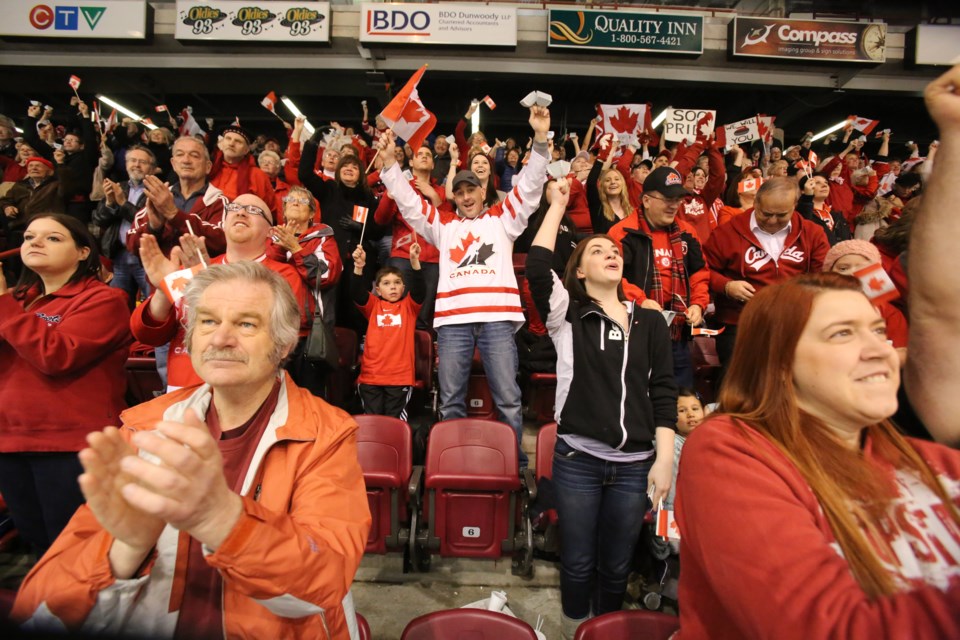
[401, 99, 426, 124]
[868, 277, 885, 292]
[449, 232, 479, 264]
[169, 276, 190, 292]
[696, 112, 714, 140]
[381, 314, 395, 326]
[609, 106, 638, 135]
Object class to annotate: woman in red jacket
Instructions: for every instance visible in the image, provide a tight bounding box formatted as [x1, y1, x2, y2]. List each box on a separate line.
[0, 214, 132, 554]
[675, 273, 960, 639]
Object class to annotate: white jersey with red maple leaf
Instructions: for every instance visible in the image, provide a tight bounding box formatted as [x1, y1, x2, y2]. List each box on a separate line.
[380, 143, 551, 328]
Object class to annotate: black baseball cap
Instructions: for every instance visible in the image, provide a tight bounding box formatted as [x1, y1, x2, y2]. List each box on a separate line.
[642, 167, 691, 199]
[452, 170, 482, 190]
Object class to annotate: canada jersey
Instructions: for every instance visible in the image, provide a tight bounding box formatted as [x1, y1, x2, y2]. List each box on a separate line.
[357, 294, 421, 386]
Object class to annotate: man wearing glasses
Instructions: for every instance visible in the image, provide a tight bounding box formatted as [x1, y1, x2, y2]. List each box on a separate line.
[610, 166, 710, 388]
[704, 177, 829, 370]
[131, 193, 308, 392]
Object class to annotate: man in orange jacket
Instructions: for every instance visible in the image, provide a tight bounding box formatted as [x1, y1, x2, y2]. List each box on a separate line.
[13, 261, 371, 639]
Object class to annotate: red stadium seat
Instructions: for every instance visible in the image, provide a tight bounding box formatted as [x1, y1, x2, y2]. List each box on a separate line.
[524, 372, 556, 423]
[356, 612, 371, 640]
[413, 330, 434, 393]
[353, 415, 421, 557]
[528, 422, 559, 557]
[125, 356, 163, 405]
[573, 610, 680, 640]
[417, 420, 527, 570]
[401, 609, 538, 640]
[466, 374, 497, 419]
[535, 422, 558, 483]
[327, 327, 359, 409]
[691, 336, 720, 404]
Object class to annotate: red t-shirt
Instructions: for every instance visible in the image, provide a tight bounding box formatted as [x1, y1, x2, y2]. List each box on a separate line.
[173, 379, 282, 639]
[357, 294, 421, 386]
[651, 227, 674, 303]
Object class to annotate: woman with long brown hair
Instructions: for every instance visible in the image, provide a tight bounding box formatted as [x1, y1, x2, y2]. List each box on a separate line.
[675, 273, 960, 639]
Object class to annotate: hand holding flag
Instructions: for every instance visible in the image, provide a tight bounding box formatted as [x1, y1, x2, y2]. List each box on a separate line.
[68, 75, 82, 101]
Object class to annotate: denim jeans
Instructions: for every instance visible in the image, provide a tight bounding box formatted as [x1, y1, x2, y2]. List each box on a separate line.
[672, 340, 694, 390]
[110, 259, 150, 309]
[436, 321, 526, 467]
[553, 438, 652, 618]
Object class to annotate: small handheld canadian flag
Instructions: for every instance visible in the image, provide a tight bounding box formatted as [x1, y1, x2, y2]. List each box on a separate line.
[853, 263, 899, 305]
[261, 91, 278, 114]
[482, 95, 496, 110]
[155, 105, 168, 113]
[68, 75, 82, 90]
[352, 205, 369, 224]
[847, 115, 880, 135]
[656, 498, 681, 541]
[691, 326, 725, 337]
[160, 264, 205, 305]
[738, 177, 764, 193]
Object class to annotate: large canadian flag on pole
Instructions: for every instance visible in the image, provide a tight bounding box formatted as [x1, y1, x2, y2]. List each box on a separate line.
[379, 65, 436, 151]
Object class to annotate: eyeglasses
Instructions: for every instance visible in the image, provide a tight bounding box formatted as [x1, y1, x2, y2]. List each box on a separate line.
[282, 196, 312, 206]
[644, 194, 683, 207]
[225, 202, 270, 221]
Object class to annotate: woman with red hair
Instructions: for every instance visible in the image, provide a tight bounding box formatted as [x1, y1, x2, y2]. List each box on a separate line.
[675, 273, 960, 639]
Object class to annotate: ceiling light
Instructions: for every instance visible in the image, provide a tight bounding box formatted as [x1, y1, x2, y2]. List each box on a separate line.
[811, 120, 850, 142]
[280, 96, 315, 135]
[96, 94, 157, 130]
[651, 108, 669, 129]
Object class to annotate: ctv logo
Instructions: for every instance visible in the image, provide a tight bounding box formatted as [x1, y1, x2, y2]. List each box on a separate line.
[29, 4, 105, 31]
[366, 8, 431, 36]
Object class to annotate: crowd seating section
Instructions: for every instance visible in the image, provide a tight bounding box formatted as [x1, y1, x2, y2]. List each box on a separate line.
[401, 609, 539, 640]
[573, 609, 680, 640]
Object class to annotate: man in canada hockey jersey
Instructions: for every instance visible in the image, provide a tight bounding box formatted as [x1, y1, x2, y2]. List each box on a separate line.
[703, 178, 829, 371]
[377, 105, 552, 466]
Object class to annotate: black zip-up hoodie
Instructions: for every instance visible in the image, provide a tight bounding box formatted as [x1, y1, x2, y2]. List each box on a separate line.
[526, 246, 677, 452]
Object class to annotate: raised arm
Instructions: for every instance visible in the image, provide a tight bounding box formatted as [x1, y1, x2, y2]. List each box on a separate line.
[906, 65, 960, 445]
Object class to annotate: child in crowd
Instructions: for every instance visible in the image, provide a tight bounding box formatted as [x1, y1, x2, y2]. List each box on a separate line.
[351, 242, 425, 419]
[665, 388, 705, 511]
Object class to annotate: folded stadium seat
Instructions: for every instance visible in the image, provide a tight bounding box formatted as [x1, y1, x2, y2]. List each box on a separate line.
[524, 373, 557, 423]
[573, 610, 679, 640]
[125, 345, 163, 405]
[353, 415, 421, 562]
[327, 327, 359, 409]
[520, 422, 560, 564]
[415, 419, 533, 575]
[412, 329, 436, 418]
[690, 335, 721, 404]
[401, 609, 538, 640]
[356, 612, 371, 640]
[466, 348, 498, 420]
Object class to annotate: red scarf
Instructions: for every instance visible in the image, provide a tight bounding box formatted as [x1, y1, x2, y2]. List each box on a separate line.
[211, 150, 253, 196]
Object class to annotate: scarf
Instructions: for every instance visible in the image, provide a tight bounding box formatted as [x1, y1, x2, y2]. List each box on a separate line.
[646, 220, 690, 342]
[211, 151, 253, 197]
[814, 202, 835, 231]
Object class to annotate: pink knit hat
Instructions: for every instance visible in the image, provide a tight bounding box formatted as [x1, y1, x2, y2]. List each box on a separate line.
[822, 239, 881, 272]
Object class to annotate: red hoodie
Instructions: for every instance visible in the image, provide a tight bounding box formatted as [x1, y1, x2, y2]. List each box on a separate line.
[0, 278, 132, 452]
[674, 141, 726, 243]
[703, 211, 829, 326]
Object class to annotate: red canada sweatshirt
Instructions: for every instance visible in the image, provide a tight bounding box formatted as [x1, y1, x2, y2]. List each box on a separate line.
[703, 211, 829, 326]
[0, 278, 132, 452]
[676, 416, 960, 640]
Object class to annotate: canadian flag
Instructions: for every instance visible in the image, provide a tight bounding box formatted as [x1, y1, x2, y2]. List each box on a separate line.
[757, 114, 776, 144]
[482, 95, 496, 110]
[160, 264, 205, 305]
[379, 65, 436, 152]
[377, 313, 402, 327]
[847, 115, 880, 135]
[854, 263, 899, 305]
[738, 177, 764, 193]
[595, 103, 652, 147]
[104, 109, 118, 134]
[261, 91, 278, 114]
[179, 106, 206, 138]
[807, 149, 819, 168]
[68, 75, 81, 90]
[352, 205, 369, 224]
[656, 499, 681, 541]
[155, 104, 168, 113]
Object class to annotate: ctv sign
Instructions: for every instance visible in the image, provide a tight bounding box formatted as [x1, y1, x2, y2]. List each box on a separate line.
[2, 0, 146, 38]
[359, 2, 517, 46]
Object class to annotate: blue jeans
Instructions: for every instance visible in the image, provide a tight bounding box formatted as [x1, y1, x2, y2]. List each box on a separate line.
[673, 340, 694, 390]
[437, 321, 526, 467]
[111, 259, 150, 309]
[553, 438, 652, 618]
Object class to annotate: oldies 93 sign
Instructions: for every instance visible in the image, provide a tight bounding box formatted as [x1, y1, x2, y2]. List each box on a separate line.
[732, 17, 886, 63]
[174, 1, 329, 41]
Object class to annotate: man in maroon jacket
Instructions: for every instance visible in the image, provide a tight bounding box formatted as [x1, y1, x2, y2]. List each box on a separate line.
[703, 177, 830, 370]
[127, 136, 227, 258]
